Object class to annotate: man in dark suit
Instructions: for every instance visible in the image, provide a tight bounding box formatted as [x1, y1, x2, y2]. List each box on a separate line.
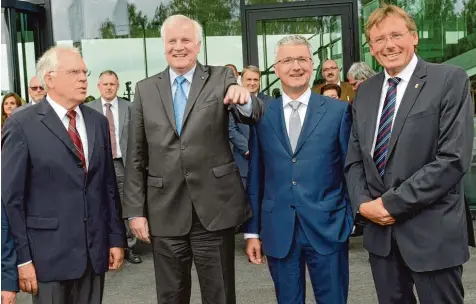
[87, 70, 141, 264]
[312, 59, 355, 102]
[1, 46, 125, 304]
[244, 35, 353, 303]
[228, 65, 270, 186]
[12, 76, 46, 114]
[345, 5, 474, 304]
[123, 15, 262, 304]
[2, 203, 19, 304]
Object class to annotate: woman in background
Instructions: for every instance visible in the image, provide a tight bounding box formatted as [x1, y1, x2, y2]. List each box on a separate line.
[1, 93, 22, 127]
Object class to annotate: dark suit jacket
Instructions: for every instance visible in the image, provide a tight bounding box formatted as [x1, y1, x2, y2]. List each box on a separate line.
[1, 100, 125, 282]
[86, 98, 131, 166]
[312, 81, 355, 102]
[228, 93, 271, 178]
[1, 203, 19, 292]
[345, 59, 474, 272]
[244, 93, 353, 258]
[123, 62, 262, 236]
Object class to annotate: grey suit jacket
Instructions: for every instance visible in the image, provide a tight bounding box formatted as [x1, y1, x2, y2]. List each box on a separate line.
[12, 101, 36, 114]
[123, 62, 262, 236]
[86, 98, 131, 166]
[345, 58, 474, 272]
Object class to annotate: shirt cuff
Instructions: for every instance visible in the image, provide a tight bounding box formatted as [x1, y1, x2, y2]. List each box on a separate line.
[18, 260, 32, 267]
[244, 233, 259, 239]
[236, 97, 253, 117]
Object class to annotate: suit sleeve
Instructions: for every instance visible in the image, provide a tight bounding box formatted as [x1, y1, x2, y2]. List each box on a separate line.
[1, 204, 19, 292]
[382, 68, 474, 217]
[103, 118, 126, 248]
[344, 90, 374, 217]
[1, 117, 32, 264]
[339, 104, 352, 172]
[228, 112, 249, 155]
[242, 126, 264, 235]
[123, 83, 149, 218]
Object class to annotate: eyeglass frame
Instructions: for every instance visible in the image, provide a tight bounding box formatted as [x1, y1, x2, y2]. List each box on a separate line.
[369, 30, 412, 46]
[275, 56, 313, 66]
[29, 86, 45, 91]
[48, 69, 91, 78]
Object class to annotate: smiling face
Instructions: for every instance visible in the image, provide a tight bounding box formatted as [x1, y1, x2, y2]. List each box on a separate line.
[369, 14, 418, 76]
[242, 70, 260, 94]
[3, 96, 19, 117]
[274, 44, 313, 97]
[163, 20, 201, 74]
[321, 60, 340, 84]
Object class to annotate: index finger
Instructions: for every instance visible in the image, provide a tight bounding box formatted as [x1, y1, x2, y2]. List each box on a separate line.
[31, 278, 39, 295]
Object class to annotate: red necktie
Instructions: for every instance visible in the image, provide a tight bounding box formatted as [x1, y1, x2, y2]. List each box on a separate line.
[66, 110, 87, 174]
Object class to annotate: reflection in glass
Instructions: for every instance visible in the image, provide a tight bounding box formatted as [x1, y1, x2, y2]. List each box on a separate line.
[17, 12, 37, 100]
[1, 8, 12, 97]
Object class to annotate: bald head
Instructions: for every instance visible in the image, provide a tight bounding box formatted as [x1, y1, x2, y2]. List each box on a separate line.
[28, 76, 46, 103]
[321, 59, 340, 84]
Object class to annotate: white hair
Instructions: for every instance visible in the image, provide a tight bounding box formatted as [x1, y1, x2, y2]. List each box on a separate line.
[274, 35, 313, 62]
[160, 15, 203, 43]
[347, 62, 377, 81]
[36, 45, 81, 90]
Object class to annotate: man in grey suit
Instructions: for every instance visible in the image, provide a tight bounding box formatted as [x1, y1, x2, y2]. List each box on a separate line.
[345, 5, 474, 304]
[12, 76, 46, 114]
[123, 14, 262, 304]
[86, 70, 142, 264]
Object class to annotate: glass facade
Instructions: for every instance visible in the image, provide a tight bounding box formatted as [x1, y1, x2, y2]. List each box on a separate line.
[3, 0, 476, 207]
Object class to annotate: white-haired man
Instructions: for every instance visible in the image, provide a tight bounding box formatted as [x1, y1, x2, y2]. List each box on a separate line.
[2, 45, 125, 304]
[123, 14, 262, 303]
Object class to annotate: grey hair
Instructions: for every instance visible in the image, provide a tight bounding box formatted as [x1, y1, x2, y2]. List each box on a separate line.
[275, 35, 312, 62]
[36, 45, 81, 90]
[347, 62, 377, 81]
[160, 15, 203, 43]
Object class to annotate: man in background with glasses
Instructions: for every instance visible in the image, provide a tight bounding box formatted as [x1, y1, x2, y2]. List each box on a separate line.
[244, 35, 353, 304]
[12, 76, 46, 114]
[312, 59, 355, 102]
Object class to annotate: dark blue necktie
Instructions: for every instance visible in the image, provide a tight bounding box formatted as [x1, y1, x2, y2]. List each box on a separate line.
[374, 77, 401, 177]
[173, 76, 188, 135]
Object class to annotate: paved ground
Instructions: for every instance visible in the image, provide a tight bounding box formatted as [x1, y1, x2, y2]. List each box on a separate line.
[17, 225, 476, 304]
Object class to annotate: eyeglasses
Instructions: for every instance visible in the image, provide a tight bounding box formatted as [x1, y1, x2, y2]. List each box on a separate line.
[275, 57, 312, 66]
[322, 66, 339, 73]
[29, 86, 44, 91]
[371, 31, 410, 46]
[50, 69, 91, 78]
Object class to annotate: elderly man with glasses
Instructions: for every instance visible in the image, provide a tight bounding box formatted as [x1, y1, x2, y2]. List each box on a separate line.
[12, 76, 46, 114]
[312, 59, 355, 102]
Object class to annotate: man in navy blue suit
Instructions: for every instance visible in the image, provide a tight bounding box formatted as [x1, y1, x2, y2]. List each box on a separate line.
[1, 46, 125, 304]
[244, 35, 353, 303]
[2, 203, 19, 304]
[229, 65, 270, 186]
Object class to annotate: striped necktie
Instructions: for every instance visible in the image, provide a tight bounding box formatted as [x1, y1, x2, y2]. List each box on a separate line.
[66, 110, 87, 174]
[374, 77, 401, 177]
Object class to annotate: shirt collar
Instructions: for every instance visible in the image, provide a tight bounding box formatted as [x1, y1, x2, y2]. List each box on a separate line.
[101, 97, 118, 108]
[46, 95, 82, 120]
[282, 88, 312, 108]
[384, 54, 418, 84]
[169, 65, 196, 86]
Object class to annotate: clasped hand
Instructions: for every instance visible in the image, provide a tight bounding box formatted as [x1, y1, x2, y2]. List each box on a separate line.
[359, 197, 395, 226]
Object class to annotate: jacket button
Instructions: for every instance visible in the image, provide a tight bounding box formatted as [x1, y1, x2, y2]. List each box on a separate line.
[290, 205, 295, 209]
[83, 217, 87, 222]
[181, 145, 186, 150]
[77, 163, 83, 168]
[292, 181, 297, 186]
[292, 158, 297, 163]
[185, 172, 190, 176]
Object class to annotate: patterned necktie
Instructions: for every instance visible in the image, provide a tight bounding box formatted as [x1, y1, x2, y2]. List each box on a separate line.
[104, 103, 117, 158]
[374, 77, 401, 177]
[66, 110, 87, 174]
[288, 101, 302, 152]
[173, 76, 188, 135]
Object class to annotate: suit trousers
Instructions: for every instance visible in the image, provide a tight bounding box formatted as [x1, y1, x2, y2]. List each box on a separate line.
[113, 158, 136, 249]
[32, 260, 104, 304]
[151, 207, 236, 304]
[370, 237, 464, 304]
[267, 216, 349, 304]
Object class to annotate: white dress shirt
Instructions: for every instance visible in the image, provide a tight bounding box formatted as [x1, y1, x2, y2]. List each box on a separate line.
[244, 88, 311, 240]
[169, 66, 253, 117]
[18, 95, 89, 268]
[371, 54, 418, 156]
[101, 97, 122, 158]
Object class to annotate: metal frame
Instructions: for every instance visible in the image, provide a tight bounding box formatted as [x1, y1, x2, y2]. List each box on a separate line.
[241, 0, 360, 78]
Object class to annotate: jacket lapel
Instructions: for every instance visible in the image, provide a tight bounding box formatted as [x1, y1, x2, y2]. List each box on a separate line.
[38, 100, 82, 163]
[387, 59, 426, 160]
[155, 68, 177, 135]
[293, 94, 325, 155]
[182, 63, 209, 128]
[266, 98, 293, 156]
[80, 104, 96, 164]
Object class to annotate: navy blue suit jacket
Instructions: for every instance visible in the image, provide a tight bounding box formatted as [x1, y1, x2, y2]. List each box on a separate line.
[244, 93, 353, 258]
[229, 93, 271, 177]
[1, 203, 19, 292]
[1, 100, 125, 282]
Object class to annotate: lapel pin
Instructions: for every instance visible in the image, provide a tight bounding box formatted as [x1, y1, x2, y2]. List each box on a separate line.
[201, 76, 205, 80]
[415, 84, 419, 89]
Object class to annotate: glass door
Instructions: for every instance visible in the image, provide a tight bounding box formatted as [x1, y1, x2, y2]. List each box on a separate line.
[243, 3, 359, 96]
